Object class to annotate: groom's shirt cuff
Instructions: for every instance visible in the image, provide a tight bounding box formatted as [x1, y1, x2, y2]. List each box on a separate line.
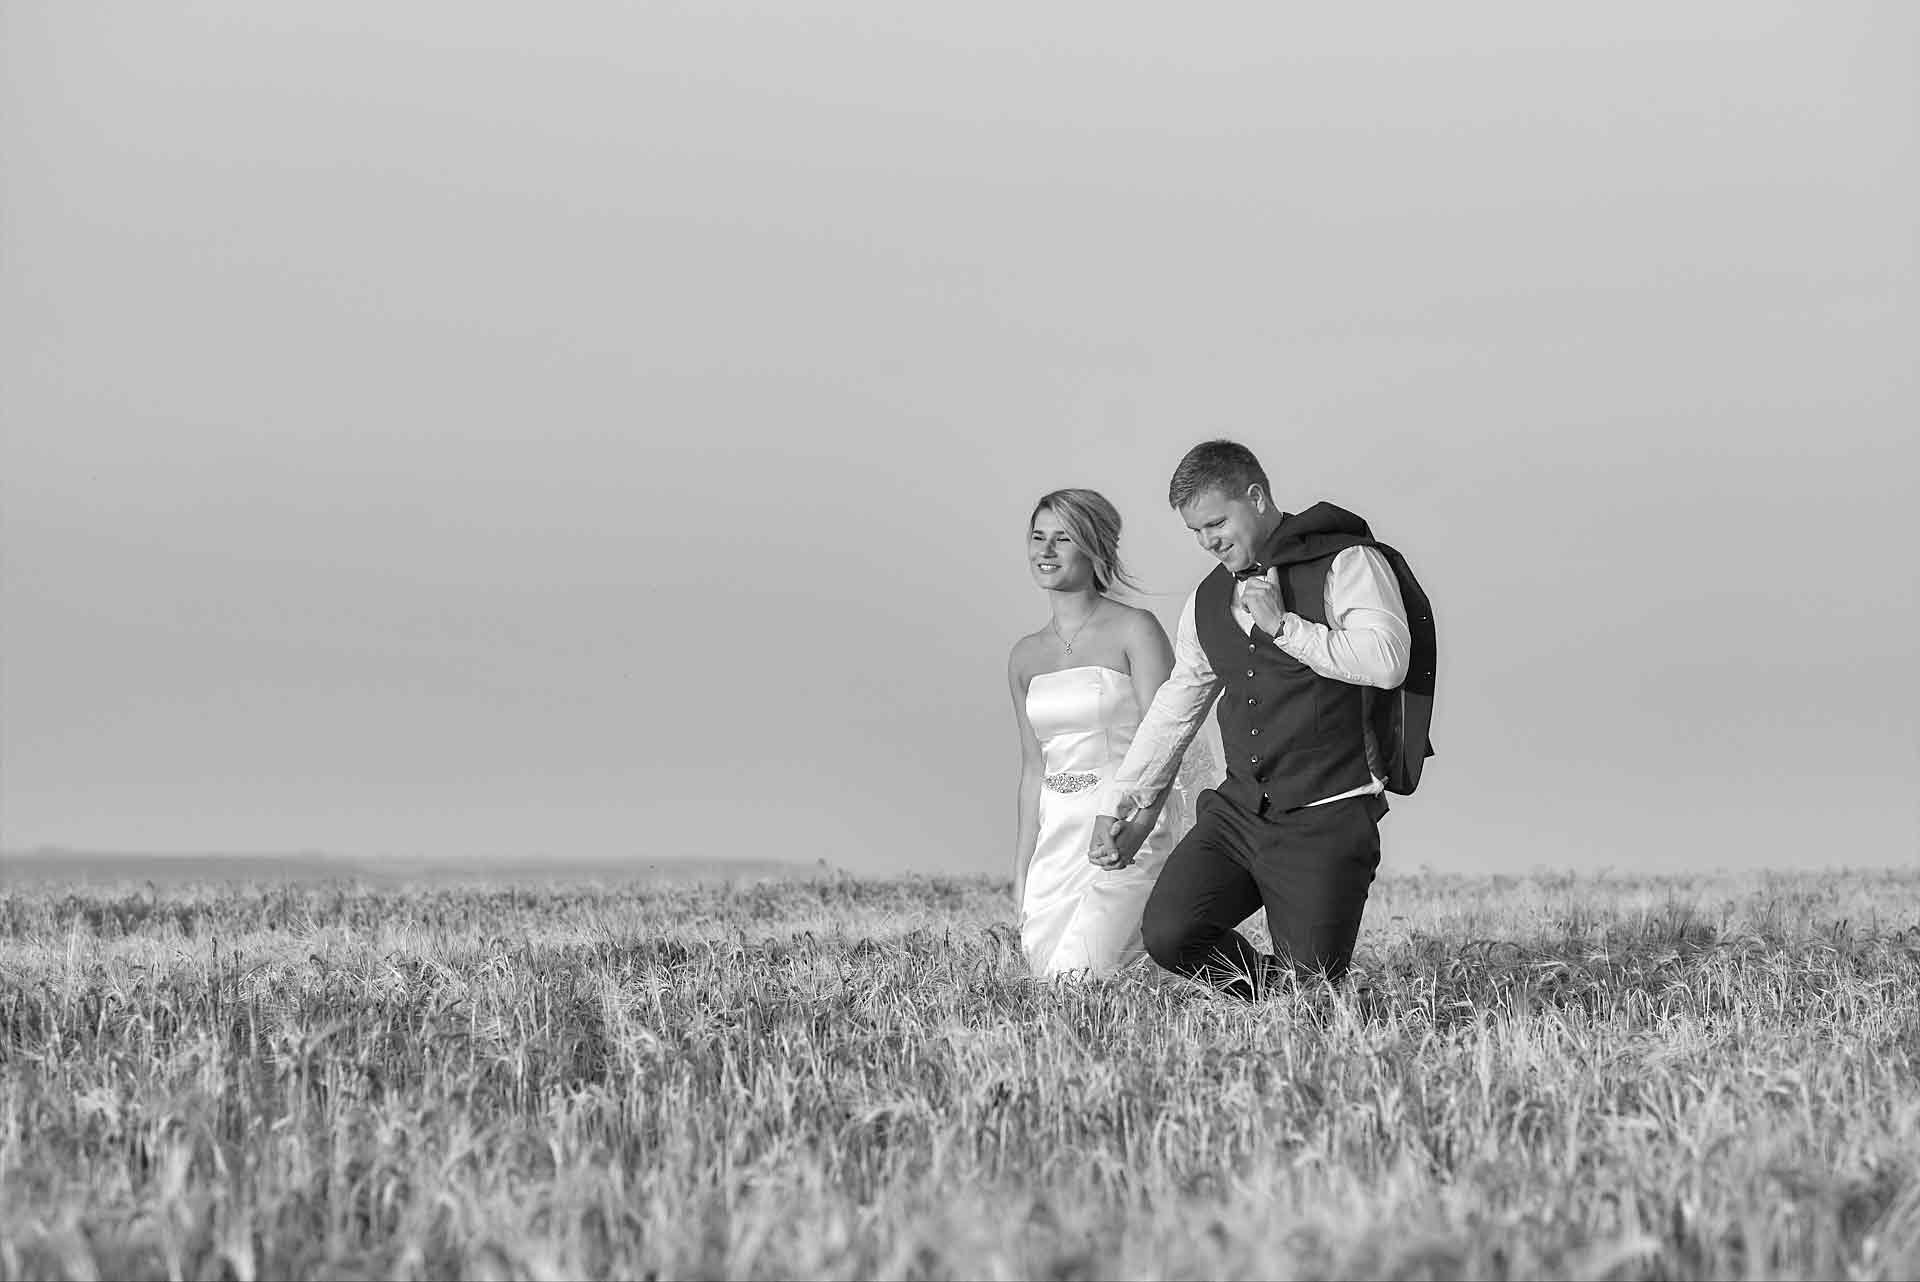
[1268, 546, 1412, 689]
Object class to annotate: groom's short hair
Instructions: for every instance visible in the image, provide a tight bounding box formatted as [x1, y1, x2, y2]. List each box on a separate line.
[1168, 440, 1270, 509]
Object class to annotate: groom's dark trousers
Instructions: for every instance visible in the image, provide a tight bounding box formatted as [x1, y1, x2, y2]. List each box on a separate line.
[1140, 787, 1385, 994]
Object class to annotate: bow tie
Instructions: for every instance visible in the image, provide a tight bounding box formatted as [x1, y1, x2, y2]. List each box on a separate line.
[1232, 563, 1269, 581]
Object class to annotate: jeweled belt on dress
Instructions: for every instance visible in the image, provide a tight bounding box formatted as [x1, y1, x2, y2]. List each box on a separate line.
[1042, 770, 1101, 795]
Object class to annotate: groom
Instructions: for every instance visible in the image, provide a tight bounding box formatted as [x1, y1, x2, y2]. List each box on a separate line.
[1089, 440, 1411, 996]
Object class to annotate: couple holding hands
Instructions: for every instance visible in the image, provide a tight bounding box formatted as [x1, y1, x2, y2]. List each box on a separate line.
[1009, 439, 1432, 996]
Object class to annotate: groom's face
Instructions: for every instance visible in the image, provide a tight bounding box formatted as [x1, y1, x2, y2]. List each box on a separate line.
[1179, 485, 1267, 574]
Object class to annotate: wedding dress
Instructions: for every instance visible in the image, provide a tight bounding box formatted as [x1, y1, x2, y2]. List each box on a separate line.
[1020, 665, 1219, 977]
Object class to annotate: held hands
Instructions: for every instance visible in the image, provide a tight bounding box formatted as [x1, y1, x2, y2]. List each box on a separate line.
[1088, 813, 1152, 870]
[1236, 568, 1287, 636]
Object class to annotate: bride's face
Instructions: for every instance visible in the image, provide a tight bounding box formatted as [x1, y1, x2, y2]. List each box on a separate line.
[1028, 509, 1094, 591]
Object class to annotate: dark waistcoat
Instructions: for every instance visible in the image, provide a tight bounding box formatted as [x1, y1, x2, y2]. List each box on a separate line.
[1197, 546, 1374, 814]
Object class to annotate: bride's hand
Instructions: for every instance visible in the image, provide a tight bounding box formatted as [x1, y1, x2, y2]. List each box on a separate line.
[1110, 816, 1153, 868]
[1089, 814, 1151, 869]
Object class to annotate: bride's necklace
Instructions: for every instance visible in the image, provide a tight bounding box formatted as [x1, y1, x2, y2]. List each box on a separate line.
[1051, 601, 1101, 655]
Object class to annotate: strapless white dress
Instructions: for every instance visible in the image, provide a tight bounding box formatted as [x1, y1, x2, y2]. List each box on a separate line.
[1021, 665, 1214, 977]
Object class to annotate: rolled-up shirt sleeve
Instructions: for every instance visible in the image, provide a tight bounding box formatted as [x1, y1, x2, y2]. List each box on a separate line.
[1095, 593, 1220, 821]
[1273, 545, 1410, 688]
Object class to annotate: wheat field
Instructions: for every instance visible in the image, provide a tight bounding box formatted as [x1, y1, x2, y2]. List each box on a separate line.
[2, 866, 1917, 1280]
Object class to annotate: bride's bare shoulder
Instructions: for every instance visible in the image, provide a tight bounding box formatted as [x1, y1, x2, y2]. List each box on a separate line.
[1113, 601, 1171, 642]
[1007, 628, 1052, 680]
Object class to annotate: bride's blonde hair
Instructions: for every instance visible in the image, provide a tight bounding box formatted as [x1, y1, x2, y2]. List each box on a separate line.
[1028, 489, 1139, 595]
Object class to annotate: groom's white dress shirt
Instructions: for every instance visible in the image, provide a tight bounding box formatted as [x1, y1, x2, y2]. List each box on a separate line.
[1097, 546, 1413, 823]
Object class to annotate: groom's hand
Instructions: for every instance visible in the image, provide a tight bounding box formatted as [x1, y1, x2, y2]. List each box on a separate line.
[1238, 568, 1287, 636]
[1089, 813, 1151, 870]
[1109, 815, 1152, 868]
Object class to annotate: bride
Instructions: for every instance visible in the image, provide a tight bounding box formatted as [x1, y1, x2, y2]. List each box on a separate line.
[1008, 488, 1211, 977]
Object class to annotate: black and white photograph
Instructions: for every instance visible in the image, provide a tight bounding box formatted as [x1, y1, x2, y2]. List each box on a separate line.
[2, 2, 1915, 1278]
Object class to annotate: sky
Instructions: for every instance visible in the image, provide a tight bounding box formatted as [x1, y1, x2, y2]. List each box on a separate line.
[3, 2, 1915, 877]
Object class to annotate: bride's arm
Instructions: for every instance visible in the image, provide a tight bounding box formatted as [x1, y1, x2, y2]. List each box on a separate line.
[1091, 599, 1215, 869]
[1118, 608, 1177, 831]
[1124, 608, 1176, 734]
[1008, 650, 1043, 913]
[1095, 593, 1217, 826]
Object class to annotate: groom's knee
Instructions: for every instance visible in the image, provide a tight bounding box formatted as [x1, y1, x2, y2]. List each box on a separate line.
[1270, 915, 1363, 985]
[1140, 899, 1203, 970]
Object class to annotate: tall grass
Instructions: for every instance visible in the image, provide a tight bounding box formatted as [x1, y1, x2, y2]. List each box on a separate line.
[3, 869, 1917, 1279]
